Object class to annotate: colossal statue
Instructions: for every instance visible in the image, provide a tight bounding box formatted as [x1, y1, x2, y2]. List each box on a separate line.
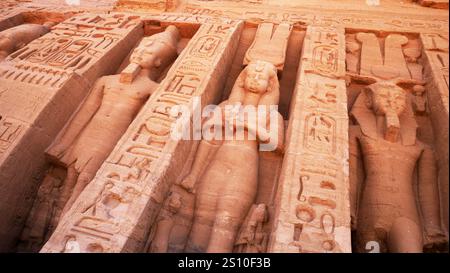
[46, 25, 180, 219]
[181, 60, 284, 253]
[19, 26, 181, 250]
[349, 81, 446, 253]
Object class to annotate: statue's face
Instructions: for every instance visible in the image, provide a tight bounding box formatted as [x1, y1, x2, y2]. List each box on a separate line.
[244, 61, 274, 93]
[130, 39, 173, 69]
[369, 85, 407, 116]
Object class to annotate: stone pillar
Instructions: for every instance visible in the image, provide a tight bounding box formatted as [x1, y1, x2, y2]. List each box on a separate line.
[0, 13, 143, 251]
[267, 26, 351, 253]
[420, 33, 449, 232]
[41, 20, 243, 253]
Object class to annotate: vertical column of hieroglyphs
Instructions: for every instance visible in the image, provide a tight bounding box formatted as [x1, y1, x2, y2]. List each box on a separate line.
[41, 20, 243, 253]
[268, 26, 351, 253]
[420, 33, 449, 232]
[0, 13, 143, 251]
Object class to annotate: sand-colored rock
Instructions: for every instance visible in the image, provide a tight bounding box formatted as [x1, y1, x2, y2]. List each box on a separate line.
[420, 33, 449, 235]
[268, 26, 352, 253]
[0, 12, 143, 252]
[350, 81, 444, 253]
[40, 19, 243, 253]
[18, 26, 180, 252]
[0, 23, 51, 60]
[0, 0, 447, 253]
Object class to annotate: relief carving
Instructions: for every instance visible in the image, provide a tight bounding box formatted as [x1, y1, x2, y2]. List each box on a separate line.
[346, 32, 424, 82]
[0, 116, 24, 156]
[19, 26, 181, 251]
[40, 20, 243, 253]
[0, 1, 445, 254]
[0, 23, 53, 61]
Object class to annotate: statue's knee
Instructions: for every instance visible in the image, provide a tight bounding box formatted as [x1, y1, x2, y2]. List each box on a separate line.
[388, 217, 423, 253]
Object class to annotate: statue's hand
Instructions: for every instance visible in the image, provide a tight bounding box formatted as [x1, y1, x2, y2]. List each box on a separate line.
[424, 226, 448, 249]
[180, 174, 197, 194]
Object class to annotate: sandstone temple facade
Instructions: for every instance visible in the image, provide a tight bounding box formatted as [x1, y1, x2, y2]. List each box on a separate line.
[0, 0, 448, 253]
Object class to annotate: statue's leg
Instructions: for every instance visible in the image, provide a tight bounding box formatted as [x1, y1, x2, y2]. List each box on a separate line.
[207, 194, 254, 253]
[60, 171, 95, 217]
[52, 165, 78, 223]
[387, 217, 423, 253]
[185, 183, 218, 253]
[61, 153, 107, 216]
[206, 146, 258, 253]
[208, 174, 257, 253]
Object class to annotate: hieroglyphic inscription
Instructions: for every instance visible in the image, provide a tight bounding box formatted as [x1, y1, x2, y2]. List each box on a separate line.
[303, 29, 344, 79]
[268, 26, 350, 253]
[0, 12, 144, 252]
[421, 33, 449, 109]
[0, 13, 142, 88]
[420, 32, 449, 232]
[292, 26, 349, 253]
[42, 20, 243, 252]
[182, 6, 449, 33]
[0, 116, 26, 158]
[304, 113, 336, 155]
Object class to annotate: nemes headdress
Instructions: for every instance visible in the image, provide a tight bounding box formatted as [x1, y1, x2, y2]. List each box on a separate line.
[350, 81, 417, 146]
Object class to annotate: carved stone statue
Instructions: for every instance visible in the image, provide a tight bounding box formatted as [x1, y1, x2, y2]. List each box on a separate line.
[181, 60, 284, 253]
[411, 85, 427, 115]
[17, 166, 65, 252]
[349, 80, 446, 253]
[46, 26, 180, 219]
[234, 203, 269, 253]
[148, 192, 182, 253]
[0, 23, 53, 61]
[39, 26, 180, 228]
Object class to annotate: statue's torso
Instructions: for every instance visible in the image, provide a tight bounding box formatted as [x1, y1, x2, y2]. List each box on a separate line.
[97, 74, 153, 119]
[69, 74, 155, 162]
[358, 134, 423, 228]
